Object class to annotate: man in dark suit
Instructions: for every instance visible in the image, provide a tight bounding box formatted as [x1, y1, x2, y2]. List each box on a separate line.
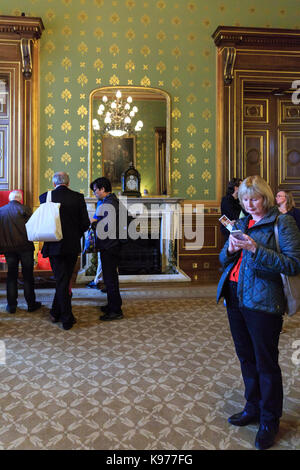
[0, 190, 41, 314]
[39, 172, 90, 330]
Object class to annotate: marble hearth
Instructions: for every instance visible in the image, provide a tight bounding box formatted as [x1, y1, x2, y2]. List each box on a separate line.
[77, 196, 190, 283]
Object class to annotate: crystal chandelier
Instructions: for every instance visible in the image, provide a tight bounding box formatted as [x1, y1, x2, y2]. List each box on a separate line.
[92, 90, 143, 137]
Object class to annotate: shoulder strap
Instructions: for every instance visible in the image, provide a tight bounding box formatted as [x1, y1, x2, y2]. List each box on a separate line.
[46, 190, 52, 203]
[274, 215, 280, 253]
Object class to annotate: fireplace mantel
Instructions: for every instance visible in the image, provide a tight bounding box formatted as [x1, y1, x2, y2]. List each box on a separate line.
[84, 196, 184, 205]
[77, 195, 190, 283]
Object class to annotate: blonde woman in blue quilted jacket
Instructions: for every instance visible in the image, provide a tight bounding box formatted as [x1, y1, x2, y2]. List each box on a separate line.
[217, 175, 300, 450]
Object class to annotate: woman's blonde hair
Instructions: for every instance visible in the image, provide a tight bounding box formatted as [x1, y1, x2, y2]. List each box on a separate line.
[238, 175, 274, 211]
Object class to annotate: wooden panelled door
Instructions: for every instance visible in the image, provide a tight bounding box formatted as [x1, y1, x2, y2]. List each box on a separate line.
[213, 26, 300, 204]
[243, 90, 300, 204]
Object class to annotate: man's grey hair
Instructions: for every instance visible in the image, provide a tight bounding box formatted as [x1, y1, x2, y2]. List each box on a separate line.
[9, 190, 23, 202]
[52, 172, 70, 186]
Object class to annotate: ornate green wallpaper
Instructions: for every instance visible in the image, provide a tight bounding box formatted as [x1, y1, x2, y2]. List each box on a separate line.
[1, 0, 300, 200]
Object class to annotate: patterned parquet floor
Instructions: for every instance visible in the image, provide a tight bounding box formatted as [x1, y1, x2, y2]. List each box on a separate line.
[0, 283, 299, 450]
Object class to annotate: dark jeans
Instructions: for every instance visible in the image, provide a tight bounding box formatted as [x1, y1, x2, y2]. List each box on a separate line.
[224, 281, 283, 424]
[100, 246, 122, 313]
[4, 250, 36, 309]
[49, 254, 78, 325]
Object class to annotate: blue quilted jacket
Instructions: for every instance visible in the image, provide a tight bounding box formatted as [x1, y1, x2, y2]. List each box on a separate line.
[217, 207, 300, 315]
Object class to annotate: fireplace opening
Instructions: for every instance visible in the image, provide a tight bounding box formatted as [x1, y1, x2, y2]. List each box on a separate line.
[118, 237, 161, 275]
[118, 216, 161, 275]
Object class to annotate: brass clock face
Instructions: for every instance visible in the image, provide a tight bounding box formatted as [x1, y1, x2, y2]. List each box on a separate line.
[126, 175, 138, 191]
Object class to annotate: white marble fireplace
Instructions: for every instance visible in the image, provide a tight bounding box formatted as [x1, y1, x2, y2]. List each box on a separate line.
[77, 196, 190, 283]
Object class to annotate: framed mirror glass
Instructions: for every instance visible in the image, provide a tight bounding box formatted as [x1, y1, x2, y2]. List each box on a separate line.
[89, 86, 171, 196]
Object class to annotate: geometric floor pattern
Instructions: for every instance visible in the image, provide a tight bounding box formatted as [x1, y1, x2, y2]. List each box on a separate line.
[0, 284, 299, 450]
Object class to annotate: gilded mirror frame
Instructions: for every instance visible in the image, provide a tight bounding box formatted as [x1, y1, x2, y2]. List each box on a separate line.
[88, 86, 171, 196]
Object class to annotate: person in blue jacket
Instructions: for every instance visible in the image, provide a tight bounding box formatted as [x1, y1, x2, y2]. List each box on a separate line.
[217, 175, 300, 450]
[86, 193, 106, 292]
[276, 189, 300, 231]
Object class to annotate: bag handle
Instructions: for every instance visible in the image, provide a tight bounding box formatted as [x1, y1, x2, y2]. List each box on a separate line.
[46, 190, 52, 203]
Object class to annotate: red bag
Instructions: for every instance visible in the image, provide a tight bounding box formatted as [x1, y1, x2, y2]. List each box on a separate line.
[36, 251, 51, 270]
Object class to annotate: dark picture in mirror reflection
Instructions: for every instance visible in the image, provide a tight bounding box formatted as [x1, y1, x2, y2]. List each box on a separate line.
[102, 136, 136, 189]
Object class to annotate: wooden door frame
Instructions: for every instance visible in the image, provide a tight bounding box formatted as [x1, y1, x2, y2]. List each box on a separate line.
[0, 15, 44, 208]
[212, 26, 300, 200]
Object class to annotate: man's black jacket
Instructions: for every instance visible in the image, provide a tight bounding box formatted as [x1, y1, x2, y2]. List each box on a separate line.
[0, 201, 34, 253]
[39, 185, 90, 257]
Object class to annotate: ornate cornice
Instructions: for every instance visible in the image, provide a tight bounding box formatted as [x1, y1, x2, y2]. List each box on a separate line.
[212, 26, 300, 49]
[0, 15, 44, 40]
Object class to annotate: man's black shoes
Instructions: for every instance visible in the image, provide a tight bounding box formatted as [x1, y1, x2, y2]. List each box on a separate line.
[28, 301, 42, 312]
[6, 304, 16, 314]
[99, 306, 123, 321]
[100, 304, 123, 321]
[99, 312, 124, 321]
[228, 410, 260, 426]
[6, 302, 42, 314]
[62, 318, 77, 330]
[255, 422, 279, 450]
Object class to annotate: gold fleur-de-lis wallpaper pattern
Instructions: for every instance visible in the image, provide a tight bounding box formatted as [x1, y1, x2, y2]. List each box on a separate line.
[2, 0, 300, 199]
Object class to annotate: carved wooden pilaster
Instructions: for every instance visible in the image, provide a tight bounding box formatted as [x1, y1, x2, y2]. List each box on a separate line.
[223, 47, 236, 85]
[20, 38, 33, 79]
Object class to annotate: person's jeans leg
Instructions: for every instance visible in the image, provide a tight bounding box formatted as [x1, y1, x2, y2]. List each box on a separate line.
[94, 252, 103, 284]
[101, 247, 122, 313]
[242, 307, 283, 424]
[19, 250, 36, 308]
[225, 281, 260, 415]
[4, 252, 19, 309]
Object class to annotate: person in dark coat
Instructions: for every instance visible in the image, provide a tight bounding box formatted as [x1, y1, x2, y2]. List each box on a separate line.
[0, 190, 41, 314]
[276, 190, 300, 231]
[220, 178, 246, 241]
[217, 175, 300, 450]
[91, 177, 123, 321]
[39, 172, 90, 330]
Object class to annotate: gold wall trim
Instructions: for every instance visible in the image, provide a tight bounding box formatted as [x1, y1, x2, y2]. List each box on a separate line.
[32, 40, 40, 209]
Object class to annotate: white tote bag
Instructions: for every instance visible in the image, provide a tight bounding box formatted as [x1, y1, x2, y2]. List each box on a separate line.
[26, 191, 63, 242]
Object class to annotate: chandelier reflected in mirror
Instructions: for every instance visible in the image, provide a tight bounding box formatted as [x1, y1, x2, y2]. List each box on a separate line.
[92, 90, 143, 137]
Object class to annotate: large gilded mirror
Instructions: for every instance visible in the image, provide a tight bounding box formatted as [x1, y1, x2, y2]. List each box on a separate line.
[89, 86, 171, 196]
